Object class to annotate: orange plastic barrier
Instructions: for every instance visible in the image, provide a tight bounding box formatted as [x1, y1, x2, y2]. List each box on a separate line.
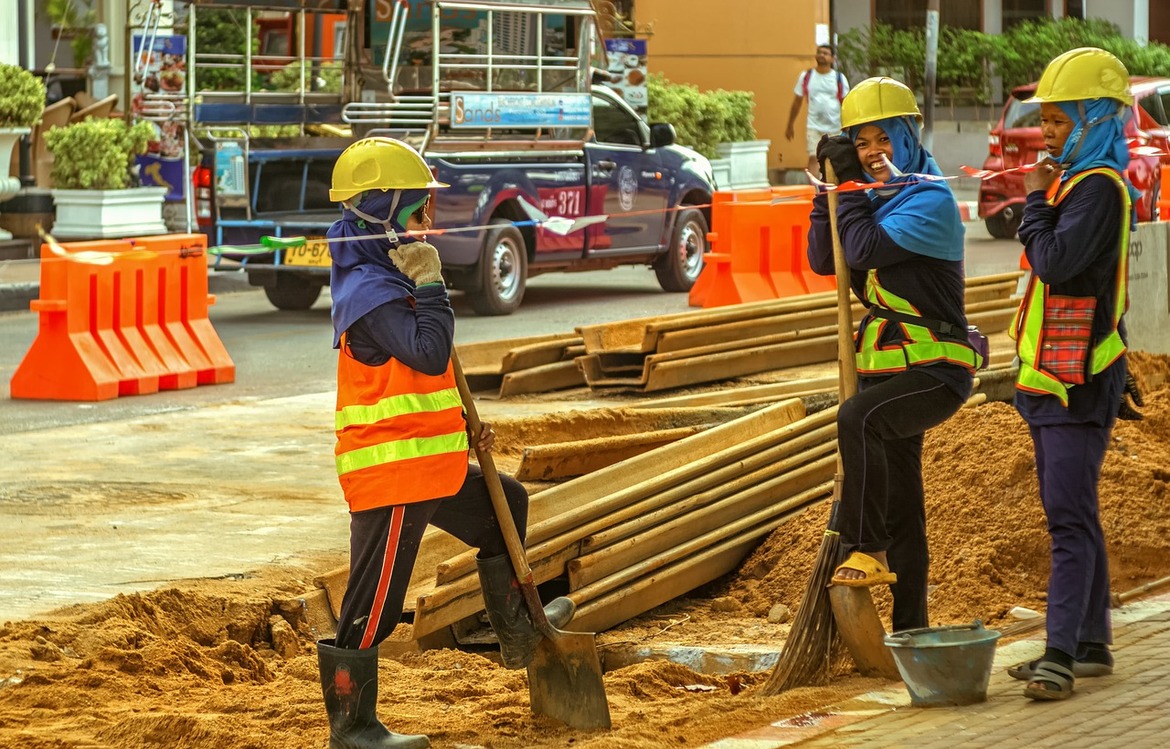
[133, 234, 235, 385]
[10, 234, 234, 401]
[690, 185, 833, 308]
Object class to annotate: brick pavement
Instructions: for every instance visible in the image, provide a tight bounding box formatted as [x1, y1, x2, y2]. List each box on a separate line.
[704, 591, 1170, 748]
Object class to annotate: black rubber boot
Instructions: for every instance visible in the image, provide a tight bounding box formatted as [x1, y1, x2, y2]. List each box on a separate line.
[317, 639, 430, 749]
[476, 553, 577, 670]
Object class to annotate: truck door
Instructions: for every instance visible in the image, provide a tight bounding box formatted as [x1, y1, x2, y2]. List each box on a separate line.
[585, 93, 670, 253]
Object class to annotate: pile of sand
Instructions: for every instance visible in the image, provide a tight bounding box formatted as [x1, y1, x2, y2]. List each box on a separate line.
[1, 353, 1166, 748]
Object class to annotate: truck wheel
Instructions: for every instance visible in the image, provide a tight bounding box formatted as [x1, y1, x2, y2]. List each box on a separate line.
[264, 275, 323, 311]
[984, 210, 1021, 240]
[655, 208, 708, 292]
[471, 219, 527, 316]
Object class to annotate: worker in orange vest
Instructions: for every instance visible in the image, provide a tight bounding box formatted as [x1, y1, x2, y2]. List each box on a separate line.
[317, 137, 574, 748]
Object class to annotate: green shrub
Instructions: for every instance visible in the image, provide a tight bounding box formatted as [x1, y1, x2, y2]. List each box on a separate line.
[647, 73, 757, 159]
[837, 17, 1170, 105]
[0, 63, 46, 128]
[44, 118, 156, 190]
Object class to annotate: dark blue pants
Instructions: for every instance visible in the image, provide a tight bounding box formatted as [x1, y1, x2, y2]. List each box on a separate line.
[334, 464, 528, 650]
[835, 370, 964, 632]
[1029, 422, 1113, 656]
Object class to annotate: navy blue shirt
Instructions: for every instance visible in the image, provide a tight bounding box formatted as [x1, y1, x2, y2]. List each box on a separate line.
[1015, 174, 1127, 427]
[344, 283, 455, 374]
[808, 190, 974, 401]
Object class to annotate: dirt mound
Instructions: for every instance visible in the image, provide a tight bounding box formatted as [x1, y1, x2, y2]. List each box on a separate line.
[1, 356, 1167, 748]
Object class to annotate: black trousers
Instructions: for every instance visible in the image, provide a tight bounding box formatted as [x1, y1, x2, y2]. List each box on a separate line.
[334, 464, 528, 650]
[835, 370, 964, 632]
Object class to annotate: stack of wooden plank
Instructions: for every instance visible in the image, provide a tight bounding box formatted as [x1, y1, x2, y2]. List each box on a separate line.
[576, 272, 1023, 393]
[456, 332, 585, 396]
[408, 399, 839, 642]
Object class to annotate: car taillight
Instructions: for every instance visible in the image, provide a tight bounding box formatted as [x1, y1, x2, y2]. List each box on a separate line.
[193, 165, 212, 226]
[988, 133, 1001, 158]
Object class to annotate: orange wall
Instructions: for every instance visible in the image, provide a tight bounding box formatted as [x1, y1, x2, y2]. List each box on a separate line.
[635, 0, 823, 175]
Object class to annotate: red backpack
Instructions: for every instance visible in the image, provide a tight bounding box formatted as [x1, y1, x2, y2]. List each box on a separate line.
[803, 68, 845, 103]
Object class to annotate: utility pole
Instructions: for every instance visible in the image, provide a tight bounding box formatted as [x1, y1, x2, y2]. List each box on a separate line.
[923, 0, 939, 150]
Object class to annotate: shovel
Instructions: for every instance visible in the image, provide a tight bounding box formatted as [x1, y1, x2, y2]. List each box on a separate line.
[822, 164, 901, 680]
[450, 350, 613, 730]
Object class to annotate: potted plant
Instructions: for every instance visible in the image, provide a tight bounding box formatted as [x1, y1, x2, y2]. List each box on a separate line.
[0, 62, 46, 240]
[647, 74, 769, 190]
[43, 117, 168, 238]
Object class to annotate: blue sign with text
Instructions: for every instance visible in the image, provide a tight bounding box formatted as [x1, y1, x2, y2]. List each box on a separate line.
[450, 92, 591, 129]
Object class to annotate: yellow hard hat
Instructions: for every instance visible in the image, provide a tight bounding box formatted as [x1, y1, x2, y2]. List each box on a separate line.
[1026, 47, 1133, 106]
[329, 137, 447, 202]
[840, 77, 922, 129]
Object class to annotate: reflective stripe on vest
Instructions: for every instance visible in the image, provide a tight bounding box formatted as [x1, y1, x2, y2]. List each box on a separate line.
[334, 338, 469, 512]
[855, 269, 981, 375]
[1010, 168, 1130, 406]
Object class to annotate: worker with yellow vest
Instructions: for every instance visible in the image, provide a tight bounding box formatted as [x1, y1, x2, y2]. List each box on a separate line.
[318, 137, 575, 748]
[808, 77, 982, 634]
[1005, 47, 1141, 702]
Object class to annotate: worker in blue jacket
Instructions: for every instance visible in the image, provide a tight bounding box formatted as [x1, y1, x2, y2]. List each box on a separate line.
[1005, 47, 1143, 701]
[808, 77, 982, 634]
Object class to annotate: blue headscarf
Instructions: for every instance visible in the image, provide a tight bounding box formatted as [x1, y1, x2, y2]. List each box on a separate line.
[846, 115, 964, 261]
[329, 188, 431, 348]
[1054, 98, 1139, 225]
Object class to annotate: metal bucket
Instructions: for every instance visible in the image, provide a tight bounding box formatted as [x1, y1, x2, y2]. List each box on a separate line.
[884, 621, 1001, 707]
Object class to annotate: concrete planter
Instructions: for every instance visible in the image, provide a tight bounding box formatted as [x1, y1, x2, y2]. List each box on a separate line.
[710, 157, 732, 191]
[50, 186, 169, 239]
[0, 127, 31, 240]
[715, 139, 771, 190]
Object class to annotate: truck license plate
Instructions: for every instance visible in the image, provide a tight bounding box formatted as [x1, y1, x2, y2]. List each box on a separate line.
[284, 238, 332, 267]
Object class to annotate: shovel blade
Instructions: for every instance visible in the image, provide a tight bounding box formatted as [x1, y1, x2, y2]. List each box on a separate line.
[829, 585, 901, 680]
[527, 628, 612, 730]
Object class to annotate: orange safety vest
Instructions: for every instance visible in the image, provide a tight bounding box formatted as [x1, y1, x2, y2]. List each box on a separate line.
[1009, 167, 1130, 406]
[334, 336, 469, 513]
[855, 269, 982, 375]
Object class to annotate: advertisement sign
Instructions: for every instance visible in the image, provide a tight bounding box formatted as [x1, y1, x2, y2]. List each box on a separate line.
[131, 34, 188, 200]
[602, 38, 648, 116]
[451, 92, 591, 129]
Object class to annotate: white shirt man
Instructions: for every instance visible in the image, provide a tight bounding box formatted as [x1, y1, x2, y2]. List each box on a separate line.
[785, 44, 851, 174]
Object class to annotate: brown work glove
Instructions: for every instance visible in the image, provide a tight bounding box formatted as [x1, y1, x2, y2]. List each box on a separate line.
[388, 241, 443, 286]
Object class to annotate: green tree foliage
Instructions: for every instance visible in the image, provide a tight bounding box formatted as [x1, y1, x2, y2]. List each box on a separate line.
[0, 63, 47, 128]
[268, 60, 342, 93]
[44, 118, 156, 190]
[647, 74, 757, 159]
[837, 17, 1170, 105]
[184, 8, 261, 91]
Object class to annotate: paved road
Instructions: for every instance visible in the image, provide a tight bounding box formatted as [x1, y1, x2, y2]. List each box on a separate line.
[0, 220, 1022, 436]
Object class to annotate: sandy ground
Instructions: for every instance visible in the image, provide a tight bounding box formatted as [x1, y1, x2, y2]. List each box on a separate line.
[0, 352, 1167, 748]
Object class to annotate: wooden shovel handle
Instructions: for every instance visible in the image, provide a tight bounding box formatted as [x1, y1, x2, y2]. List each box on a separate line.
[450, 349, 551, 629]
[825, 162, 858, 401]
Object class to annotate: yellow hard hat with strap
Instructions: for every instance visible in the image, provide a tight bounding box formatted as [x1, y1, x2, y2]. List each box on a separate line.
[1025, 47, 1133, 106]
[840, 77, 922, 129]
[329, 137, 447, 203]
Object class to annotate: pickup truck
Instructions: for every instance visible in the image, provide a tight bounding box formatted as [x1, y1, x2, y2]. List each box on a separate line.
[198, 86, 716, 314]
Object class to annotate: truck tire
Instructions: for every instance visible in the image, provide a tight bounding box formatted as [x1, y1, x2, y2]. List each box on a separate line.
[470, 219, 527, 316]
[984, 210, 1021, 240]
[264, 274, 323, 311]
[655, 208, 708, 292]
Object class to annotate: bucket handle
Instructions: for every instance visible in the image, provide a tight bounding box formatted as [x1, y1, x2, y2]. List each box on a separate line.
[885, 619, 987, 645]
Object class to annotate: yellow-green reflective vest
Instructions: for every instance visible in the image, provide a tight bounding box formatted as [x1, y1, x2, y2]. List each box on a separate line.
[855, 269, 982, 375]
[1010, 167, 1130, 406]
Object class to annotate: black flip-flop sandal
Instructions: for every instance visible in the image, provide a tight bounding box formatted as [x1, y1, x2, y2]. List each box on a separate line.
[1024, 660, 1075, 701]
[1007, 657, 1113, 681]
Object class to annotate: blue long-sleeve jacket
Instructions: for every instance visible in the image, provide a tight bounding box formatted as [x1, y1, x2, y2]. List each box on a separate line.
[1015, 174, 1127, 426]
[808, 190, 972, 400]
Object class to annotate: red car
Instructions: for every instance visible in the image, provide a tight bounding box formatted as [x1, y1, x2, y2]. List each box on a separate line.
[977, 77, 1170, 238]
